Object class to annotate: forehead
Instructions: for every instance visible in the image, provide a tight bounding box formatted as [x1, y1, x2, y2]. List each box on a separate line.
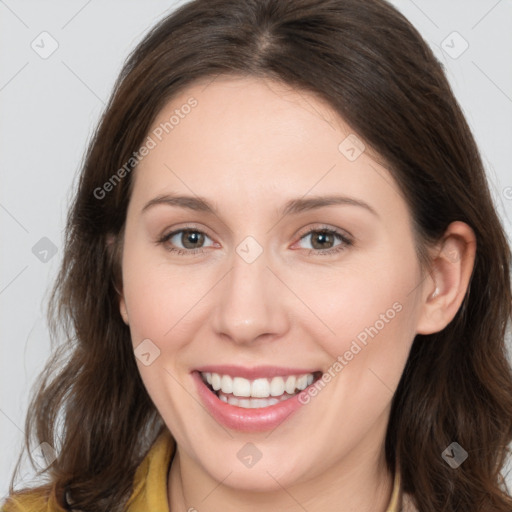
[129, 75, 406, 221]
[144, 75, 348, 169]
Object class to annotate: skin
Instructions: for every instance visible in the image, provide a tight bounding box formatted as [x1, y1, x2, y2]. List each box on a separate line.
[117, 76, 476, 512]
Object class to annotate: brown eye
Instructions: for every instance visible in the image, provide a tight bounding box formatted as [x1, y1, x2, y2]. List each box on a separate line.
[180, 230, 205, 249]
[159, 228, 215, 254]
[295, 227, 353, 256]
[309, 230, 337, 250]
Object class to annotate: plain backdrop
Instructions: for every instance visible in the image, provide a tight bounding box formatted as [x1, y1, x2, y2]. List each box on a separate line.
[1, 0, 512, 500]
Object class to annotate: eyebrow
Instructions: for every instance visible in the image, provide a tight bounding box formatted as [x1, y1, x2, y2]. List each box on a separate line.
[141, 193, 379, 218]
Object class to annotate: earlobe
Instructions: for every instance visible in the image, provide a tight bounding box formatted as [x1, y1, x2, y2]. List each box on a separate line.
[416, 221, 476, 335]
[106, 232, 129, 325]
[119, 297, 129, 325]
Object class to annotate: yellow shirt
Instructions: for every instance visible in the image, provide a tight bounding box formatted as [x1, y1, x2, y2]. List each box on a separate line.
[2, 429, 411, 511]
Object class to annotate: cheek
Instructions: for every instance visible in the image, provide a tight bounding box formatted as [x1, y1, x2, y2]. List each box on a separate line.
[290, 246, 420, 376]
[121, 241, 207, 343]
[121, 241, 197, 426]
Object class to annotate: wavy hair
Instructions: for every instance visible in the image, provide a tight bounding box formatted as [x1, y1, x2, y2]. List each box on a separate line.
[5, 0, 512, 510]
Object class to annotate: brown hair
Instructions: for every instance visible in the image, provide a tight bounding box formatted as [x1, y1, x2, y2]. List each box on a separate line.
[6, 0, 512, 510]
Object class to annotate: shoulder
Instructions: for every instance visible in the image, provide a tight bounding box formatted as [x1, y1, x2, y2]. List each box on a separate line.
[1, 486, 66, 512]
[2, 430, 174, 512]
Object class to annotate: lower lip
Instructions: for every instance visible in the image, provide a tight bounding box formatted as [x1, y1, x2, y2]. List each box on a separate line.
[192, 371, 308, 432]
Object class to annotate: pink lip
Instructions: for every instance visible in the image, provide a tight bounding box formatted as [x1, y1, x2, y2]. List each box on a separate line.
[194, 364, 318, 380]
[192, 371, 313, 432]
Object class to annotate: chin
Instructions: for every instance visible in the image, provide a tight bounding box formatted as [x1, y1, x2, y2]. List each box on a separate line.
[203, 452, 310, 493]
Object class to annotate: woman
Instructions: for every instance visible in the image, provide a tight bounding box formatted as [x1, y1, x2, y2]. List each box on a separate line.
[3, 0, 512, 510]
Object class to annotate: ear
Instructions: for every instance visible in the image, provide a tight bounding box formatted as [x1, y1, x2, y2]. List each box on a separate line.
[119, 295, 129, 326]
[107, 233, 129, 326]
[416, 221, 476, 335]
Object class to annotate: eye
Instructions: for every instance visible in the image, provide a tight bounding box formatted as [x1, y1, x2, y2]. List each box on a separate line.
[156, 225, 353, 257]
[294, 227, 353, 255]
[157, 227, 216, 255]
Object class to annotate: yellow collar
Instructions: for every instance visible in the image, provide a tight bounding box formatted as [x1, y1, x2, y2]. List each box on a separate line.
[124, 428, 176, 511]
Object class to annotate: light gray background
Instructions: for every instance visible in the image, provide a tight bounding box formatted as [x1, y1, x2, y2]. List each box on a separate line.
[1, 0, 511, 500]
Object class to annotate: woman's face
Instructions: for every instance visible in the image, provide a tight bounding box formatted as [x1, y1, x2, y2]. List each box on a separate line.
[119, 76, 428, 490]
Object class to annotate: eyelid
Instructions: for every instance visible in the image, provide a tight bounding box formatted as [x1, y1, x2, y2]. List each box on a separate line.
[293, 223, 353, 243]
[159, 223, 216, 241]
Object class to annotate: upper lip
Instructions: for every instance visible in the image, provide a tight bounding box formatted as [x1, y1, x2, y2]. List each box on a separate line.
[194, 365, 320, 380]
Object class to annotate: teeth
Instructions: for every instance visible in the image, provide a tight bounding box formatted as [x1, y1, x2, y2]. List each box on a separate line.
[285, 376, 296, 394]
[211, 373, 221, 391]
[239, 398, 251, 408]
[220, 374, 233, 394]
[296, 375, 308, 390]
[201, 372, 315, 399]
[270, 376, 285, 396]
[232, 377, 251, 397]
[251, 378, 270, 398]
[220, 391, 283, 408]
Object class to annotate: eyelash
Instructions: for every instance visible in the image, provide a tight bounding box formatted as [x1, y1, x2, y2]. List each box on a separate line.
[156, 224, 353, 257]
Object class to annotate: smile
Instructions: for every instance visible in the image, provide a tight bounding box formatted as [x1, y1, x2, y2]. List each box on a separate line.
[192, 366, 322, 432]
[200, 372, 316, 408]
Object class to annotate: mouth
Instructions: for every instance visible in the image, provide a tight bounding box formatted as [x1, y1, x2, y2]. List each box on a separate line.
[199, 370, 322, 409]
[192, 366, 323, 431]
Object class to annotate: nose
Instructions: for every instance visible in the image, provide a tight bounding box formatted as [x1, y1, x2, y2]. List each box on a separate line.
[211, 243, 290, 346]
